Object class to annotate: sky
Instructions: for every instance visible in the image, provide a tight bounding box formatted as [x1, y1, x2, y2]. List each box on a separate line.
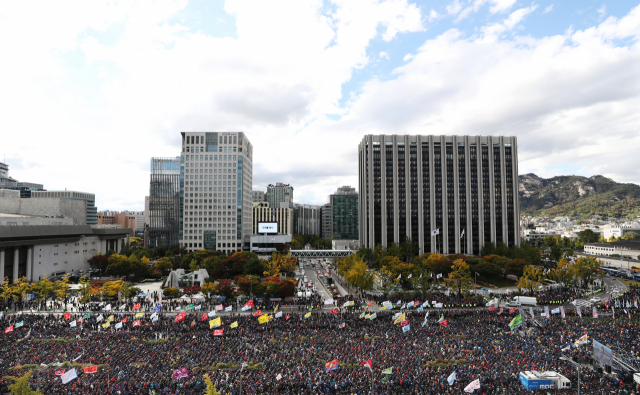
[2, 0, 640, 211]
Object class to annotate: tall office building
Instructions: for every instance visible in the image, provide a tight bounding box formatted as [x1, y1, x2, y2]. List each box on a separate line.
[358, 135, 519, 255]
[293, 203, 321, 236]
[0, 161, 45, 198]
[321, 203, 332, 240]
[266, 182, 293, 209]
[330, 186, 359, 240]
[148, 157, 181, 248]
[252, 202, 292, 235]
[31, 191, 97, 224]
[180, 132, 253, 254]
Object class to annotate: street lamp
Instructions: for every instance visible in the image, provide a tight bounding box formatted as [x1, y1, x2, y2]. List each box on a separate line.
[559, 356, 581, 395]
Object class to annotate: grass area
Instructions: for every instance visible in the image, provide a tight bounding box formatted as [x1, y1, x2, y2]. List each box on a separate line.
[618, 278, 640, 289]
[424, 358, 468, 368]
[475, 274, 517, 289]
[196, 362, 263, 371]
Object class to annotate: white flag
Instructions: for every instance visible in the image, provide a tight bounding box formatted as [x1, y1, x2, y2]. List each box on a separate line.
[460, 229, 465, 238]
[276, 373, 282, 381]
[437, 273, 442, 279]
[407, 273, 412, 279]
[447, 371, 457, 386]
[432, 228, 439, 236]
[397, 274, 401, 279]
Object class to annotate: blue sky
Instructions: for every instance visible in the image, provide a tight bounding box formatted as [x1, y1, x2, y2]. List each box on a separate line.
[2, 0, 640, 210]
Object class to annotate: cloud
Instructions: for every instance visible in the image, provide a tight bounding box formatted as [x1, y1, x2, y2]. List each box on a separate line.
[543, 5, 554, 14]
[341, 4, 640, 185]
[480, 5, 538, 42]
[446, 0, 463, 16]
[379, 51, 390, 59]
[456, 0, 519, 21]
[403, 53, 414, 61]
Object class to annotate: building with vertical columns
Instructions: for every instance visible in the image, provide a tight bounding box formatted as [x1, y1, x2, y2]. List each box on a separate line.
[266, 183, 293, 209]
[252, 202, 292, 235]
[292, 203, 321, 236]
[358, 135, 519, 256]
[0, 225, 131, 283]
[330, 186, 359, 240]
[321, 203, 333, 240]
[179, 132, 253, 254]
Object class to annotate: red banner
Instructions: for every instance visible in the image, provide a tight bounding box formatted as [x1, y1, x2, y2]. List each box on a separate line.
[285, 314, 290, 320]
[244, 300, 254, 308]
[133, 303, 140, 311]
[4, 326, 13, 334]
[360, 359, 373, 369]
[64, 312, 71, 320]
[214, 329, 223, 336]
[400, 320, 409, 327]
[488, 306, 495, 312]
[83, 365, 98, 374]
[329, 309, 338, 315]
[252, 310, 262, 317]
[201, 313, 208, 321]
[175, 311, 186, 322]
[509, 308, 516, 314]
[132, 320, 141, 327]
[121, 317, 127, 323]
[367, 302, 373, 307]
[439, 319, 448, 326]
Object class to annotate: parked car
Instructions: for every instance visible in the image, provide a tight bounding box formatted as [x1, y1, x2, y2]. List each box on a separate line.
[590, 297, 602, 304]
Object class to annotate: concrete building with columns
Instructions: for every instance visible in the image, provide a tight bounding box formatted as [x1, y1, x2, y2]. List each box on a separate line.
[0, 225, 131, 283]
[358, 135, 520, 256]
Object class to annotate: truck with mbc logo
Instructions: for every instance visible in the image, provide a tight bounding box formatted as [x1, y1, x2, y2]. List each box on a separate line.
[519, 371, 571, 390]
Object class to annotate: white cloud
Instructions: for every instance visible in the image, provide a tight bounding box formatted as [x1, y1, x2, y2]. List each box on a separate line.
[488, 0, 518, 14]
[479, 5, 538, 42]
[403, 53, 414, 61]
[598, 4, 607, 20]
[340, 4, 640, 185]
[379, 51, 390, 59]
[446, 0, 463, 15]
[456, 0, 519, 21]
[543, 4, 554, 14]
[427, 9, 443, 22]
[0, 0, 424, 209]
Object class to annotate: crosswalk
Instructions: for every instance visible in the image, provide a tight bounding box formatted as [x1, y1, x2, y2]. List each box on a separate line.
[574, 299, 592, 308]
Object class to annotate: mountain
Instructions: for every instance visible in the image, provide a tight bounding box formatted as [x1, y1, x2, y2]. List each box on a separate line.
[518, 173, 640, 218]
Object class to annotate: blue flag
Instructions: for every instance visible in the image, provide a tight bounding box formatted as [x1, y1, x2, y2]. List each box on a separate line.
[152, 305, 161, 313]
[417, 306, 424, 313]
[402, 324, 410, 333]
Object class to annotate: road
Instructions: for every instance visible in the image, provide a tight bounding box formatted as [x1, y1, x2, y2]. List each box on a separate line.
[300, 263, 332, 300]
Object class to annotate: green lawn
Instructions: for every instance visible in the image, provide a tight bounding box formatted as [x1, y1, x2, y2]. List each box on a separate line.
[475, 274, 517, 289]
[619, 278, 640, 289]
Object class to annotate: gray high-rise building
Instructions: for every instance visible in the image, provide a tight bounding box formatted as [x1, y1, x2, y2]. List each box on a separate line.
[0, 161, 45, 198]
[266, 182, 293, 209]
[148, 157, 181, 248]
[330, 186, 358, 240]
[321, 203, 332, 240]
[358, 135, 519, 255]
[31, 190, 97, 225]
[252, 190, 266, 203]
[179, 132, 253, 254]
[293, 203, 321, 236]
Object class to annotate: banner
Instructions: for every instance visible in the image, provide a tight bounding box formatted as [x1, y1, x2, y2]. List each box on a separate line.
[576, 306, 582, 318]
[5, 326, 13, 333]
[544, 306, 550, 319]
[230, 321, 238, 328]
[152, 305, 161, 313]
[208, 310, 217, 317]
[361, 359, 373, 369]
[529, 307, 534, 318]
[593, 306, 598, 318]
[84, 365, 98, 374]
[225, 306, 233, 312]
[133, 303, 140, 311]
[172, 367, 189, 380]
[61, 368, 78, 384]
[244, 300, 254, 308]
[64, 312, 71, 320]
[369, 313, 377, 320]
[96, 314, 104, 323]
[560, 306, 565, 319]
[258, 315, 269, 324]
[488, 306, 495, 311]
[447, 371, 457, 386]
[115, 322, 123, 330]
[304, 312, 311, 319]
[135, 312, 144, 318]
[275, 311, 283, 318]
[393, 314, 406, 325]
[464, 379, 481, 393]
[214, 329, 223, 336]
[382, 367, 393, 375]
[252, 310, 262, 317]
[102, 322, 110, 329]
[509, 314, 522, 331]
[216, 304, 223, 311]
[133, 320, 141, 327]
[402, 324, 410, 333]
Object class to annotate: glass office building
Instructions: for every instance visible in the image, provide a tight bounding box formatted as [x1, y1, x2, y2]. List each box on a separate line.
[148, 157, 181, 248]
[330, 186, 359, 240]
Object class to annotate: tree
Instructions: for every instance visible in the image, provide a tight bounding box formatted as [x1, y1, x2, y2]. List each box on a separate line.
[129, 237, 143, 247]
[31, 275, 54, 302]
[481, 241, 495, 256]
[216, 279, 236, 299]
[274, 279, 296, 298]
[78, 274, 92, 304]
[3, 370, 43, 395]
[201, 282, 218, 298]
[105, 254, 130, 277]
[505, 259, 528, 277]
[88, 254, 109, 273]
[11, 277, 31, 302]
[163, 287, 182, 299]
[343, 255, 374, 291]
[577, 229, 598, 243]
[400, 237, 420, 262]
[54, 275, 70, 308]
[446, 259, 472, 296]
[356, 247, 374, 264]
[262, 254, 282, 278]
[0, 277, 11, 303]
[204, 374, 221, 395]
[155, 257, 173, 274]
[236, 275, 264, 297]
[380, 257, 416, 289]
[516, 265, 543, 293]
[571, 256, 604, 289]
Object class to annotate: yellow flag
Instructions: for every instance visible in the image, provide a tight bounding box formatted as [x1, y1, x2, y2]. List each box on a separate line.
[258, 315, 269, 324]
[393, 313, 406, 325]
[304, 312, 311, 319]
[274, 304, 279, 313]
[209, 317, 221, 329]
[379, 306, 387, 311]
[230, 321, 238, 329]
[365, 314, 371, 319]
[102, 322, 110, 328]
[107, 315, 114, 322]
[135, 312, 144, 318]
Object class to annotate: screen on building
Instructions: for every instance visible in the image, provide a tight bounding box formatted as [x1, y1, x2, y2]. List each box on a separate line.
[593, 339, 613, 366]
[258, 222, 278, 234]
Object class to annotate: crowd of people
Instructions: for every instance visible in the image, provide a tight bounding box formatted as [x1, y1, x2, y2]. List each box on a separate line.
[0, 286, 638, 395]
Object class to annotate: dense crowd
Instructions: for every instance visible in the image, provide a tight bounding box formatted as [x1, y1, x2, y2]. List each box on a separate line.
[1, 293, 639, 395]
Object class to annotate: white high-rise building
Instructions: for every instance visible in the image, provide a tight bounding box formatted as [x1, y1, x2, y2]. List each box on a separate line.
[179, 132, 253, 254]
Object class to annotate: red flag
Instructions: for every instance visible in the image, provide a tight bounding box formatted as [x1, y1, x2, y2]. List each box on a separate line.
[201, 313, 208, 321]
[121, 317, 127, 323]
[245, 300, 254, 308]
[439, 319, 448, 326]
[488, 306, 495, 311]
[285, 314, 290, 320]
[252, 310, 262, 317]
[360, 359, 373, 369]
[329, 309, 338, 315]
[497, 308, 503, 315]
[191, 319, 196, 328]
[400, 320, 409, 327]
[214, 329, 223, 336]
[4, 326, 13, 334]
[509, 308, 515, 314]
[54, 369, 65, 376]
[132, 320, 141, 327]
[83, 365, 98, 374]
[133, 303, 140, 311]
[78, 317, 83, 323]
[64, 312, 71, 320]
[367, 302, 373, 307]
[175, 311, 186, 322]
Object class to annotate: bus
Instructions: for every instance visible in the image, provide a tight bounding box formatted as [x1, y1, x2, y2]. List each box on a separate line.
[631, 266, 640, 273]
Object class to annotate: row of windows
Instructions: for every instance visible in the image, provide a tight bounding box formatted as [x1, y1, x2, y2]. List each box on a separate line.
[185, 154, 237, 162]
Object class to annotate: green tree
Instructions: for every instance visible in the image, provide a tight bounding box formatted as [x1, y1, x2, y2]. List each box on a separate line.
[163, 287, 182, 299]
[105, 254, 131, 277]
[516, 265, 543, 293]
[78, 274, 92, 304]
[446, 259, 472, 296]
[155, 257, 173, 274]
[400, 237, 419, 262]
[54, 275, 70, 309]
[3, 370, 43, 395]
[236, 275, 264, 297]
[31, 274, 54, 303]
[504, 259, 528, 277]
[577, 229, 598, 243]
[356, 247, 375, 264]
[343, 255, 374, 291]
